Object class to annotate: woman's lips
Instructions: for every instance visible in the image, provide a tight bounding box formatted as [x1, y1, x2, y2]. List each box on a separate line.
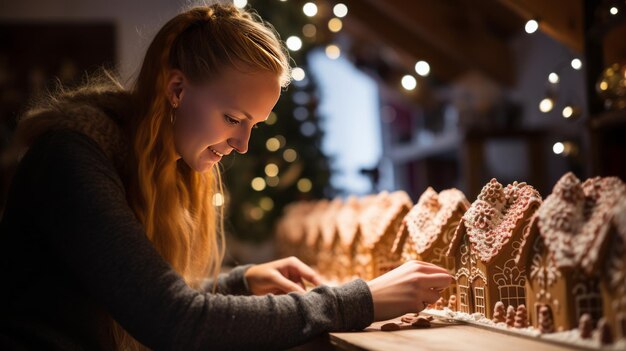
[208, 146, 224, 159]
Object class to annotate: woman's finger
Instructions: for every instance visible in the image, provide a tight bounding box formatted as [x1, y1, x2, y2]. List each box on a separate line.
[419, 287, 442, 305]
[288, 258, 323, 286]
[273, 273, 306, 294]
[416, 272, 454, 289]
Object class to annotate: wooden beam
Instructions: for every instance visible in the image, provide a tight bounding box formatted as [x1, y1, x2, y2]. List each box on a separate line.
[361, 0, 516, 86]
[496, 0, 584, 52]
[342, 0, 466, 84]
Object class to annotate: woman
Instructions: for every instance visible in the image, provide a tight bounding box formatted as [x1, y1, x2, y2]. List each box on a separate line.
[0, 3, 452, 350]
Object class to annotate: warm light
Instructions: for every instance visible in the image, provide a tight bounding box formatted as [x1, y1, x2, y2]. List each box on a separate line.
[292, 67, 306, 81]
[297, 178, 312, 192]
[333, 3, 348, 18]
[303, 2, 318, 17]
[283, 148, 297, 162]
[259, 197, 274, 211]
[286, 36, 302, 51]
[266, 137, 280, 151]
[328, 18, 343, 32]
[414, 60, 430, 77]
[266, 111, 277, 125]
[233, 0, 247, 8]
[401, 75, 417, 91]
[249, 207, 263, 220]
[325, 44, 341, 59]
[265, 163, 279, 177]
[539, 98, 554, 113]
[599, 81, 608, 91]
[266, 176, 280, 187]
[610, 7, 619, 15]
[548, 72, 559, 84]
[251, 177, 266, 191]
[212, 192, 224, 207]
[302, 24, 317, 38]
[571, 58, 582, 70]
[525, 19, 539, 34]
[552, 142, 564, 155]
[562, 106, 573, 118]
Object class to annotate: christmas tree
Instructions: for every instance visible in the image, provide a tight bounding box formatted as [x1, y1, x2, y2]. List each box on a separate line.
[221, 0, 336, 243]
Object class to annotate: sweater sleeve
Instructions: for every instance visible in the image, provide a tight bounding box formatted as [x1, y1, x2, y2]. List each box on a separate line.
[26, 129, 374, 351]
[199, 264, 254, 295]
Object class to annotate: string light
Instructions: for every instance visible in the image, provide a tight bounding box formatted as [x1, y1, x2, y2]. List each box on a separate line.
[302, 2, 318, 17]
[552, 142, 564, 155]
[212, 192, 224, 207]
[525, 19, 539, 34]
[292, 67, 306, 81]
[302, 24, 316, 38]
[266, 137, 280, 151]
[259, 197, 274, 211]
[251, 177, 266, 191]
[325, 44, 341, 59]
[548, 72, 559, 84]
[283, 148, 297, 162]
[286, 36, 302, 51]
[401, 75, 417, 91]
[571, 58, 582, 70]
[233, 0, 247, 8]
[297, 178, 312, 192]
[610, 7, 619, 15]
[328, 18, 343, 32]
[414, 60, 430, 77]
[249, 207, 263, 220]
[539, 97, 554, 113]
[266, 176, 280, 187]
[333, 3, 348, 18]
[265, 163, 279, 177]
[266, 111, 277, 125]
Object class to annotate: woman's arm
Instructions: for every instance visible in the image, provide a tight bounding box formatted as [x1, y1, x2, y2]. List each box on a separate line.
[198, 264, 254, 295]
[27, 129, 373, 351]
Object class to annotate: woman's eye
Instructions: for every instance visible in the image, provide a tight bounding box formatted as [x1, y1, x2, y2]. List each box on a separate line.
[224, 114, 240, 125]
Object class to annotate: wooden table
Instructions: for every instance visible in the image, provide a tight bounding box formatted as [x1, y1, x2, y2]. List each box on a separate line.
[293, 315, 581, 351]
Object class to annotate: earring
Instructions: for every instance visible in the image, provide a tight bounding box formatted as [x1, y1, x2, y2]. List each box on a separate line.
[170, 102, 178, 125]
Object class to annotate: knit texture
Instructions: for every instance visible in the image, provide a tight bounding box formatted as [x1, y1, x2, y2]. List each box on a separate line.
[0, 127, 374, 350]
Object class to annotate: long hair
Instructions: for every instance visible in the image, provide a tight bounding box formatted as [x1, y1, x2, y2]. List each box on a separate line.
[10, 2, 292, 350]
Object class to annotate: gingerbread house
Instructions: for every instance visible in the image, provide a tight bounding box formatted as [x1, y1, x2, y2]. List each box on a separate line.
[301, 199, 330, 267]
[447, 179, 542, 319]
[275, 200, 314, 259]
[329, 195, 377, 282]
[352, 190, 412, 280]
[392, 187, 470, 300]
[516, 173, 626, 336]
[315, 197, 344, 279]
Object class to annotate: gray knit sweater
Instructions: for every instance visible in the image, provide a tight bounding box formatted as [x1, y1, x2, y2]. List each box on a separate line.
[0, 128, 374, 351]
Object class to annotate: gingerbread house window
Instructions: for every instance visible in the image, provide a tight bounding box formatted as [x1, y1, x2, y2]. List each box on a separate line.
[498, 285, 526, 309]
[474, 286, 486, 315]
[459, 287, 469, 313]
[573, 283, 603, 324]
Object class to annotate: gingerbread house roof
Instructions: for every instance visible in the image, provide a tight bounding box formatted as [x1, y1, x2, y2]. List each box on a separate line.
[524, 173, 626, 273]
[447, 178, 542, 263]
[319, 197, 344, 249]
[358, 190, 413, 249]
[278, 201, 315, 245]
[391, 187, 469, 254]
[336, 195, 378, 248]
[304, 199, 330, 247]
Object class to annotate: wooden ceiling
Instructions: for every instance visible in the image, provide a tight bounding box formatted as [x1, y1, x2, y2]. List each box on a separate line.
[335, 0, 583, 88]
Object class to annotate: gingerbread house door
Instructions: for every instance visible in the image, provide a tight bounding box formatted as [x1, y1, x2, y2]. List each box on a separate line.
[572, 274, 603, 326]
[457, 273, 470, 314]
[471, 276, 487, 315]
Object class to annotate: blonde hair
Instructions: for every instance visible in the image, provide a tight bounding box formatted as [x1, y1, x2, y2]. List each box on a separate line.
[11, 2, 292, 350]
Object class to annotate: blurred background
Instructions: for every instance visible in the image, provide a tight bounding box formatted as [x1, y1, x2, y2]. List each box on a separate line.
[0, 0, 624, 265]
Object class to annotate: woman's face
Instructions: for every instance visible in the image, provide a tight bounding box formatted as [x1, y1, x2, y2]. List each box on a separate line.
[166, 65, 281, 173]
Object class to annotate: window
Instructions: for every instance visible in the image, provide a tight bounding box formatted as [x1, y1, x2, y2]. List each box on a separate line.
[499, 285, 526, 309]
[474, 286, 485, 315]
[459, 286, 469, 313]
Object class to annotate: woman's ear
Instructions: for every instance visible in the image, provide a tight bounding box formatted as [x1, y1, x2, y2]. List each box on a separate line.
[167, 69, 186, 106]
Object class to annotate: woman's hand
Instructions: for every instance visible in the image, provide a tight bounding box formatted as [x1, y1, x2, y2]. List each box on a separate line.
[366, 260, 453, 321]
[244, 256, 324, 295]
